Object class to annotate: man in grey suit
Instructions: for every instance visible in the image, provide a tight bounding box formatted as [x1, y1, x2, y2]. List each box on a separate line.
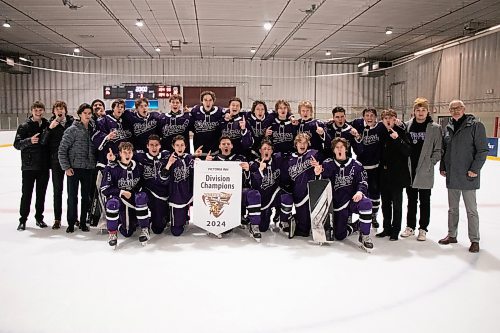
[401, 98, 442, 241]
[439, 100, 488, 253]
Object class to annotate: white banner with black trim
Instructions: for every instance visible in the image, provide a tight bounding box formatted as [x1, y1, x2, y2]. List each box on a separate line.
[192, 160, 242, 235]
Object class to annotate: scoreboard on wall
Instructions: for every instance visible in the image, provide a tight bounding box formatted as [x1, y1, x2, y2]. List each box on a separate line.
[103, 84, 180, 100]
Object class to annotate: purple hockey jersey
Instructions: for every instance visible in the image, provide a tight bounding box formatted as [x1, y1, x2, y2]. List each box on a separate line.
[122, 110, 161, 152]
[269, 118, 298, 156]
[246, 111, 276, 158]
[189, 105, 224, 154]
[281, 149, 319, 205]
[297, 118, 327, 153]
[320, 157, 368, 209]
[158, 111, 191, 153]
[133, 150, 170, 199]
[92, 114, 133, 168]
[324, 121, 364, 158]
[350, 119, 385, 169]
[249, 153, 283, 209]
[220, 113, 254, 156]
[162, 153, 195, 208]
[100, 160, 143, 198]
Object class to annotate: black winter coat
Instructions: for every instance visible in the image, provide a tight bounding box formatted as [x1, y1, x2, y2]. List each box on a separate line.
[379, 125, 412, 190]
[40, 115, 74, 169]
[13, 117, 50, 171]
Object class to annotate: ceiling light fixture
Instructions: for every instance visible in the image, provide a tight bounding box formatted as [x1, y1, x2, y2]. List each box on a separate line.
[155, 47, 161, 52]
[3, 20, 11, 28]
[263, 22, 273, 31]
[73, 48, 80, 53]
[135, 19, 144, 27]
[385, 27, 393, 35]
[325, 50, 331, 56]
[250, 48, 256, 54]
[357, 61, 369, 68]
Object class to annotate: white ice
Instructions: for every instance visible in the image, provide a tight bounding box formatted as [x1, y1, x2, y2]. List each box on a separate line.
[0, 131, 499, 333]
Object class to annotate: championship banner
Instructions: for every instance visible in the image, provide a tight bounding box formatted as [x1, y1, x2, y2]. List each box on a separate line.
[192, 160, 242, 235]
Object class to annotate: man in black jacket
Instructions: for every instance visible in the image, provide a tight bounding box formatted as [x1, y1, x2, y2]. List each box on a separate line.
[14, 101, 50, 231]
[375, 109, 412, 241]
[40, 100, 74, 229]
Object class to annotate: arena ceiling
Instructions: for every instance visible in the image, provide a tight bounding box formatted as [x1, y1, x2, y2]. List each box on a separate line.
[1, 0, 499, 63]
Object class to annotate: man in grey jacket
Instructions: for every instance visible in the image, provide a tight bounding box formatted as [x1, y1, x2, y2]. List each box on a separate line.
[401, 98, 442, 241]
[438, 100, 488, 253]
[58, 103, 96, 233]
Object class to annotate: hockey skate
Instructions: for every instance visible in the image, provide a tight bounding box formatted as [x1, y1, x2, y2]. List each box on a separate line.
[239, 216, 249, 229]
[358, 234, 373, 253]
[108, 232, 118, 249]
[139, 228, 150, 246]
[249, 224, 261, 242]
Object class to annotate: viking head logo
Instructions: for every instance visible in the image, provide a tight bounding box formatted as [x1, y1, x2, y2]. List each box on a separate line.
[202, 192, 232, 218]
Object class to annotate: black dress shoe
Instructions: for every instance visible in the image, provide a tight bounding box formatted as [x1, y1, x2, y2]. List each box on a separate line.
[66, 225, 75, 233]
[36, 220, 48, 228]
[79, 224, 90, 232]
[17, 222, 26, 231]
[376, 229, 391, 238]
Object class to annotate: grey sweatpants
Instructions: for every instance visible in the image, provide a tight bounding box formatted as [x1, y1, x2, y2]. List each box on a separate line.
[447, 189, 480, 242]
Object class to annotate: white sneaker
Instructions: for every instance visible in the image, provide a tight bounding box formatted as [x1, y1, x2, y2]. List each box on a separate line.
[417, 229, 427, 241]
[401, 227, 415, 238]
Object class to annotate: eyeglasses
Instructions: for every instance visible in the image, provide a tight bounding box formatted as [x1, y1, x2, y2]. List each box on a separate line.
[449, 106, 463, 111]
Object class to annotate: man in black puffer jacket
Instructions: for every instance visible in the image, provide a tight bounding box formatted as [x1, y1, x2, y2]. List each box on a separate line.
[14, 101, 50, 231]
[40, 100, 74, 229]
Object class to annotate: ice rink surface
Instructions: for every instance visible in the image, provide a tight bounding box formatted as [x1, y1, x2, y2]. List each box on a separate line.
[1, 131, 499, 333]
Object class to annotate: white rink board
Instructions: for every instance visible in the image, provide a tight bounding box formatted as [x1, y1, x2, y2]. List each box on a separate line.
[192, 160, 242, 235]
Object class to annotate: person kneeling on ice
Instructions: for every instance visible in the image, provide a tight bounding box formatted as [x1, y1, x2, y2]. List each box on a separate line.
[101, 142, 151, 247]
[313, 138, 373, 249]
[161, 135, 202, 236]
[206, 136, 262, 241]
[280, 133, 321, 238]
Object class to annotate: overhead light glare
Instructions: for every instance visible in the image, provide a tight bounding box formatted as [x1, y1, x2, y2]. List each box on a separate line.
[385, 27, 393, 35]
[488, 24, 500, 31]
[325, 50, 331, 56]
[414, 47, 434, 56]
[155, 47, 161, 52]
[73, 48, 80, 53]
[263, 22, 273, 31]
[136, 19, 144, 27]
[250, 48, 256, 54]
[357, 61, 369, 68]
[3, 20, 11, 28]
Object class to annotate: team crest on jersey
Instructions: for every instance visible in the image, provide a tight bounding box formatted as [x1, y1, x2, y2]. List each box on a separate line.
[202, 192, 232, 218]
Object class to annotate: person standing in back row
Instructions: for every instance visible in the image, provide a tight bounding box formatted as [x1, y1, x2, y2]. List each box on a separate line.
[14, 101, 50, 231]
[400, 98, 442, 241]
[438, 100, 488, 253]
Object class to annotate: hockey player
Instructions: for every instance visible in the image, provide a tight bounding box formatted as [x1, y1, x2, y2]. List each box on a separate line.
[161, 135, 200, 236]
[92, 99, 132, 169]
[324, 106, 363, 159]
[189, 91, 224, 154]
[280, 133, 320, 238]
[246, 100, 276, 160]
[159, 94, 191, 153]
[206, 136, 262, 240]
[91, 99, 106, 121]
[266, 100, 298, 156]
[375, 109, 411, 241]
[220, 97, 253, 156]
[350, 107, 386, 228]
[101, 142, 151, 247]
[296, 100, 328, 154]
[133, 135, 171, 234]
[121, 97, 161, 152]
[249, 139, 283, 232]
[313, 138, 373, 249]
